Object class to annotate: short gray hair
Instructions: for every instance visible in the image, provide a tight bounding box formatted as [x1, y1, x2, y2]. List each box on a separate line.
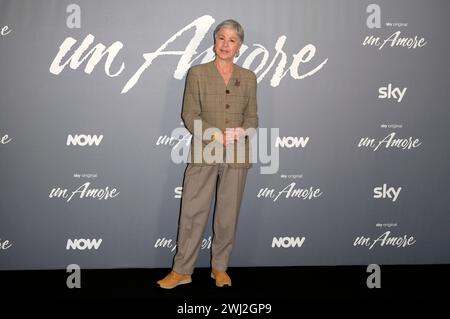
[213, 19, 244, 44]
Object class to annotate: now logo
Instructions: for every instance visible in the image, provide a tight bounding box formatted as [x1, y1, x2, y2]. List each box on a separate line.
[66, 134, 103, 146]
[271, 236, 305, 248]
[275, 136, 309, 148]
[66, 238, 103, 250]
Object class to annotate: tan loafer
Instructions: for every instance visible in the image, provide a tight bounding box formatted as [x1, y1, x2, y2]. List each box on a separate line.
[211, 269, 232, 287]
[157, 271, 192, 289]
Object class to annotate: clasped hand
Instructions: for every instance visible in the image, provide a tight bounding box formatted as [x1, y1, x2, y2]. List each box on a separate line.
[215, 127, 246, 146]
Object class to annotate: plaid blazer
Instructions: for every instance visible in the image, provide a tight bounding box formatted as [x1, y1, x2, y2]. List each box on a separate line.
[182, 61, 258, 168]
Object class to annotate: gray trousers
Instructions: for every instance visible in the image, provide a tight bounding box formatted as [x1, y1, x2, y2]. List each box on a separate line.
[172, 163, 248, 275]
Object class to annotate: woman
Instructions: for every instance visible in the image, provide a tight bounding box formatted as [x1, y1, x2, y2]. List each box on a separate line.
[157, 19, 258, 289]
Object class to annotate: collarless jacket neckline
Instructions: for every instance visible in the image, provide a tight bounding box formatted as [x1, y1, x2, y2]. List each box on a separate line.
[209, 60, 237, 88]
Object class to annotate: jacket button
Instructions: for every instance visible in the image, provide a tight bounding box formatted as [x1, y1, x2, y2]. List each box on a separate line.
[225, 119, 229, 124]
[226, 89, 230, 94]
[225, 104, 230, 109]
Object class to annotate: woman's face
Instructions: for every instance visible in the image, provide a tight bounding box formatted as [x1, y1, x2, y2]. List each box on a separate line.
[214, 27, 241, 62]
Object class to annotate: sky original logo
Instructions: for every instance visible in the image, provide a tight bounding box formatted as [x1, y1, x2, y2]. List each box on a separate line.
[363, 4, 427, 50]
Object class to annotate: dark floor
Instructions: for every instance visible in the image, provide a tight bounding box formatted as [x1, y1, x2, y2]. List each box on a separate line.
[1, 265, 448, 307]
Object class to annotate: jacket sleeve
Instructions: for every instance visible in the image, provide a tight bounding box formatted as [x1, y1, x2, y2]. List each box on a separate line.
[181, 68, 219, 145]
[241, 72, 259, 133]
